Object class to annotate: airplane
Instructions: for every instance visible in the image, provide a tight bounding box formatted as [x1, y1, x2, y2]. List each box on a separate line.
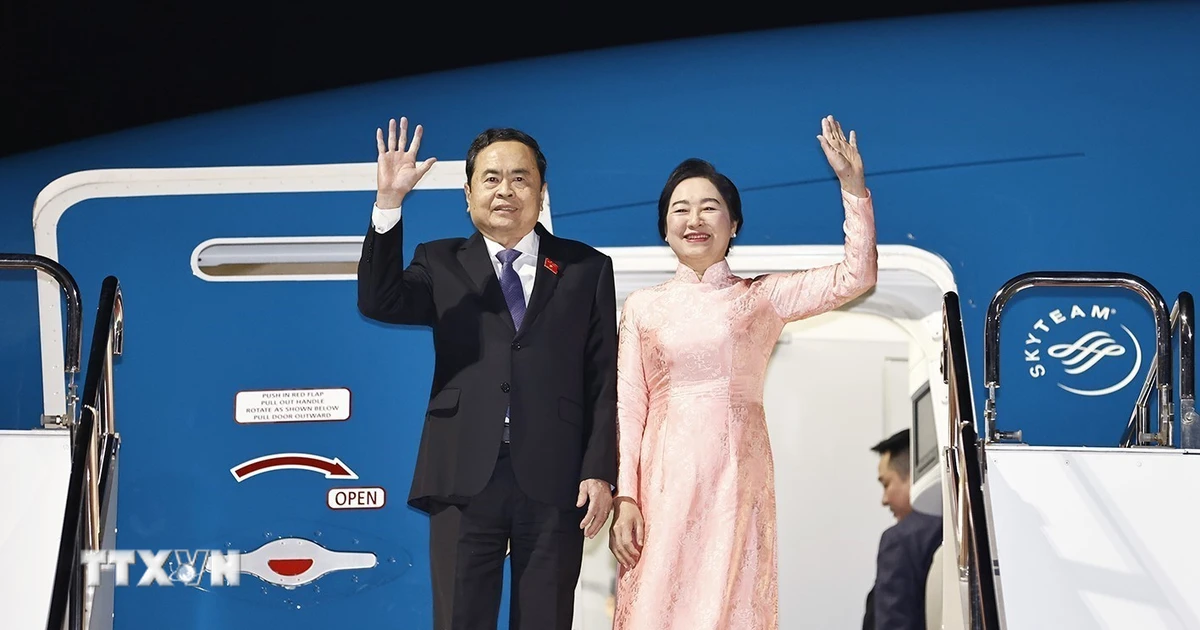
[1, 1, 1198, 628]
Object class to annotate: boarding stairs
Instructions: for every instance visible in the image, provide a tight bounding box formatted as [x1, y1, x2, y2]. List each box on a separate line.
[941, 271, 1200, 630]
[0, 254, 122, 630]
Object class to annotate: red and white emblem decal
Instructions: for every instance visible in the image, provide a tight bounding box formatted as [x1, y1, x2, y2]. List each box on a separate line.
[208, 537, 376, 587]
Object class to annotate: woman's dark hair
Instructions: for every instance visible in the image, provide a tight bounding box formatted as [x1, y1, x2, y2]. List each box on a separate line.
[657, 158, 743, 254]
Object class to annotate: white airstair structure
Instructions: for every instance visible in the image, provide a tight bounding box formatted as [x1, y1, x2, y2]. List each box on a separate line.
[0, 254, 122, 630]
[930, 272, 1200, 630]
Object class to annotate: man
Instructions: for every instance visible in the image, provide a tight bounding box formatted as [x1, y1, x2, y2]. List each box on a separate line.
[357, 117, 618, 629]
[863, 429, 942, 630]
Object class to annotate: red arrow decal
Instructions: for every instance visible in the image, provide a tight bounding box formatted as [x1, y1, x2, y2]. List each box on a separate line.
[230, 453, 358, 482]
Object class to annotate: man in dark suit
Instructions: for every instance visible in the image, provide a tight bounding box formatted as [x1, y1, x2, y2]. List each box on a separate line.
[863, 429, 942, 630]
[357, 117, 617, 629]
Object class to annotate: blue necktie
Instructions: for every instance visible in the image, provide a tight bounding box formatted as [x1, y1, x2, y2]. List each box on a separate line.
[497, 249, 525, 442]
[497, 249, 526, 330]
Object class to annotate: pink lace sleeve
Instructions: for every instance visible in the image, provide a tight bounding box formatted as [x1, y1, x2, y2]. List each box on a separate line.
[758, 188, 878, 322]
[615, 295, 649, 504]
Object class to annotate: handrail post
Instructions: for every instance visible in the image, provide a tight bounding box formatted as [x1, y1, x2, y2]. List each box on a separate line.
[45, 276, 124, 630]
[102, 285, 123, 437]
[1121, 291, 1193, 448]
[944, 292, 1003, 629]
[1178, 293, 1198, 448]
[0, 253, 83, 427]
[984, 271, 1172, 445]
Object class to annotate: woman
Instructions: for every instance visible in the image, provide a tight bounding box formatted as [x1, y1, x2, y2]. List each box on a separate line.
[608, 115, 878, 629]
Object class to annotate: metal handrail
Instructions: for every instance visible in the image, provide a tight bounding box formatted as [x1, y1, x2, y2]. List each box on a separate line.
[46, 276, 123, 630]
[1121, 292, 1195, 447]
[983, 271, 1172, 445]
[1180, 292, 1197, 448]
[943, 291, 1002, 630]
[0, 253, 83, 426]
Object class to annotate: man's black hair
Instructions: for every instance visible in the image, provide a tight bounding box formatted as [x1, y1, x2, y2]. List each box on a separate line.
[871, 429, 911, 478]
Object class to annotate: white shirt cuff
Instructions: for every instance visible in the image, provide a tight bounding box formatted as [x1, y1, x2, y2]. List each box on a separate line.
[372, 204, 402, 233]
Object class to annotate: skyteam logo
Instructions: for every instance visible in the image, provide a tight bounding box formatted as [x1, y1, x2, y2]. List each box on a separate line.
[1023, 302, 1142, 397]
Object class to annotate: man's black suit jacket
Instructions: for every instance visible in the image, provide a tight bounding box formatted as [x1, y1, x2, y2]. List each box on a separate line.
[357, 217, 618, 514]
[864, 510, 943, 630]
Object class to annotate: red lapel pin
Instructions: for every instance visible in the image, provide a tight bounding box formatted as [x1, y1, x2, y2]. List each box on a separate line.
[544, 258, 559, 274]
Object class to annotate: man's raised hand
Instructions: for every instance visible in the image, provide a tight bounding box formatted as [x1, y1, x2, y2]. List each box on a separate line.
[376, 116, 437, 209]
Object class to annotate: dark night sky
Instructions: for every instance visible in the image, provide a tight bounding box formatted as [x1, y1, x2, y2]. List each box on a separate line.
[3, 1, 1114, 159]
